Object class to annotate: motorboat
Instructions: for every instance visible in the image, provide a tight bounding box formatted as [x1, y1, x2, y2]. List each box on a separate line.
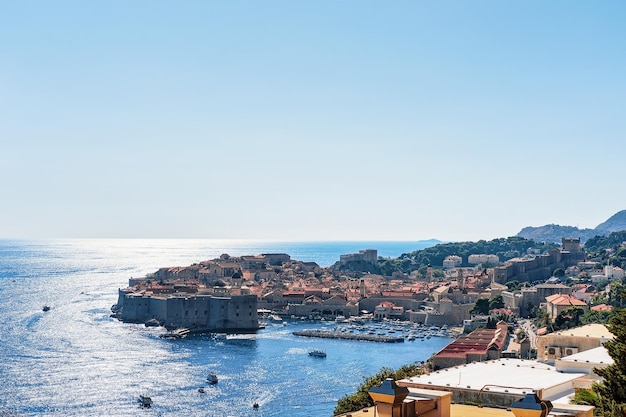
[308, 348, 327, 358]
[207, 372, 218, 384]
[138, 395, 153, 407]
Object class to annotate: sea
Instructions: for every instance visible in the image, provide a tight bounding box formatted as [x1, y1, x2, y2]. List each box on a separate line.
[0, 239, 450, 417]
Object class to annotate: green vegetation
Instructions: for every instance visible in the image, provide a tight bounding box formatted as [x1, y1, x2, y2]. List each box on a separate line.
[470, 295, 505, 316]
[333, 363, 425, 416]
[581, 309, 615, 325]
[554, 306, 585, 330]
[571, 389, 600, 412]
[505, 280, 526, 291]
[379, 237, 555, 276]
[593, 302, 626, 416]
[585, 231, 626, 269]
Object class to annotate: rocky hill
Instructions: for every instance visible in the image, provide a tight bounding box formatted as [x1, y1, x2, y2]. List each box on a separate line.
[595, 210, 626, 233]
[517, 210, 626, 244]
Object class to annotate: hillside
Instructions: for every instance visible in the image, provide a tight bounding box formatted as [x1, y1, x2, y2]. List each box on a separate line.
[517, 224, 599, 244]
[596, 210, 626, 233]
[376, 236, 556, 275]
[517, 210, 626, 244]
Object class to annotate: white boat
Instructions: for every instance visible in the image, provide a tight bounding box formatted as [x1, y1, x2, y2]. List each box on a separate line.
[308, 349, 327, 358]
[207, 372, 218, 384]
[138, 395, 152, 407]
[269, 314, 283, 322]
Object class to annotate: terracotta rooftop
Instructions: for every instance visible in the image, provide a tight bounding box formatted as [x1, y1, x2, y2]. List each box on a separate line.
[545, 293, 587, 306]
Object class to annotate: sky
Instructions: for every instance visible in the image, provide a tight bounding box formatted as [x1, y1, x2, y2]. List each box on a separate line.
[1, 1, 625, 242]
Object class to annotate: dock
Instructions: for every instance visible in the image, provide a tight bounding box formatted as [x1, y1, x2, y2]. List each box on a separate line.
[293, 329, 405, 343]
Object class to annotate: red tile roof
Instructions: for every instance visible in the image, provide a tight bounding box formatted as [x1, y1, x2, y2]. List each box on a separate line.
[545, 293, 587, 307]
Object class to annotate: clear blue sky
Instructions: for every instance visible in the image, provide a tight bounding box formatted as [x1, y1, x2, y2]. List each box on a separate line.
[1, 1, 625, 241]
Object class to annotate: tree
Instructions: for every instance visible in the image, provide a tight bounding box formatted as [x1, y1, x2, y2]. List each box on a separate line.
[553, 268, 565, 278]
[471, 298, 490, 315]
[570, 389, 600, 410]
[554, 306, 585, 330]
[593, 304, 626, 415]
[334, 363, 424, 415]
[608, 282, 626, 308]
[581, 309, 614, 325]
[489, 295, 505, 311]
[506, 280, 525, 291]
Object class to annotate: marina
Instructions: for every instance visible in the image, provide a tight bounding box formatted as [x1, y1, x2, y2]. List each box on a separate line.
[295, 329, 405, 343]
[292, 319, 455, 344]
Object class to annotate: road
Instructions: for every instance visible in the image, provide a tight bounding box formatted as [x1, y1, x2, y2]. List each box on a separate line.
[518, 319, 538, 350]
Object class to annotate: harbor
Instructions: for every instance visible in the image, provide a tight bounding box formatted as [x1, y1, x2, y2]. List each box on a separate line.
[291, 318, 457, 344]
[294, 329, 405, 343]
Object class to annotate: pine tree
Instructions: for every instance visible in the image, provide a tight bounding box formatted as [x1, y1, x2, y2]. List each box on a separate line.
[593, 305, 626, 416]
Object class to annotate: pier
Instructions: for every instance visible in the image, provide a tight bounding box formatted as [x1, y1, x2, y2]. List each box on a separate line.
[293, 329, 405, 343]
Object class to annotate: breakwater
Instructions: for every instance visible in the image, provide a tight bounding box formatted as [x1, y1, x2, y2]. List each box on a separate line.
[293, 329, 405, 343]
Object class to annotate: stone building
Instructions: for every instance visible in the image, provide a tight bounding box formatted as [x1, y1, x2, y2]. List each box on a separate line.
[115, 290, 259, 332]
[544, 293, 588, 320]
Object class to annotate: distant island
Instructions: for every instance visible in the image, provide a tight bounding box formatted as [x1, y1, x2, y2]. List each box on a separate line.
[517, 209, 626, 243]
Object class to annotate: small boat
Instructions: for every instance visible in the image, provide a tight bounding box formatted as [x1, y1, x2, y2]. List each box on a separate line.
[253, 402, 259, 409]
[308, 349, 327, 358]
[145, 318, 160, 327]
[159, 328, 190, 339]
[42, 306, 51, 312]
[269, 314, 283, 322]
[207, 372, 218, 384]
[138, 395, 153, 408]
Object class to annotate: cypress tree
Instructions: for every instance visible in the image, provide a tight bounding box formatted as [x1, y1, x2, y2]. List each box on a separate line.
[593, 305, 626, 416]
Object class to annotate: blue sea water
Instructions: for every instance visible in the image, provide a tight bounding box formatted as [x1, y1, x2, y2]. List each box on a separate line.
[0, 239, 448, 417]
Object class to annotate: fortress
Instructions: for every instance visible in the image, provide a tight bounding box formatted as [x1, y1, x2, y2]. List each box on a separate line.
[114, 290, 259, 333]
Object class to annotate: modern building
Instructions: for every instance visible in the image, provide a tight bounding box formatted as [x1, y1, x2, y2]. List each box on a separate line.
[443, 256, 463, 269]
[536, 324, 613, 363]
[468, 254, 500, 265]
[397, 358, 593, 414]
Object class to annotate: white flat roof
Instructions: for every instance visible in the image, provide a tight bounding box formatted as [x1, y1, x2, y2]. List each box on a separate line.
[558, 345, 613, 365]
[401, 358, 586, 396]
[552, 323, 612, 339]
